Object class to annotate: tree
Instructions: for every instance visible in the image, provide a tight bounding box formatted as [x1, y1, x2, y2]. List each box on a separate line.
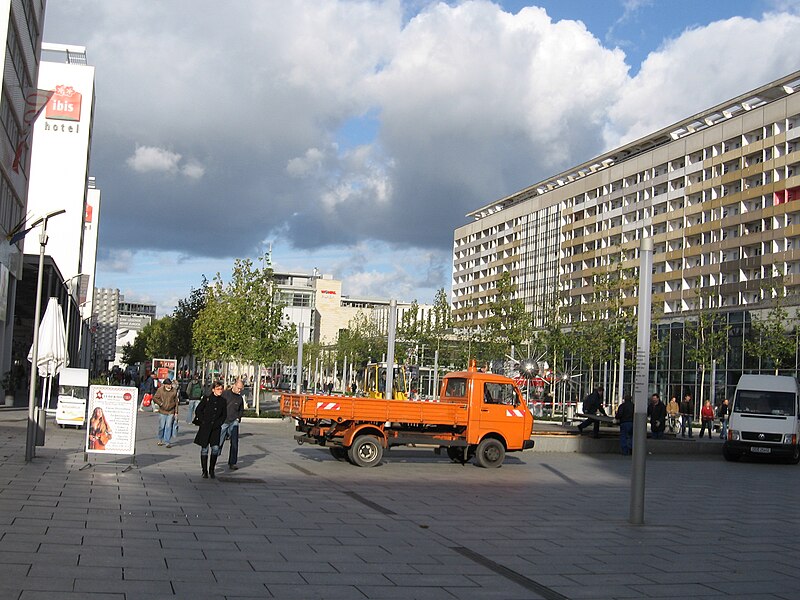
[484, 271, 529, 359]
[744, 272, 796, 374]
[192, 256, 292, 370]
[685, 285, 729, 408]
[172, 279, 208, 359]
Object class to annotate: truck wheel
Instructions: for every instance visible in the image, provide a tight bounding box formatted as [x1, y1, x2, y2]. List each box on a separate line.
[348, 435, 383, 467]
[329, 446, 348, 461]
[789, 446, 800, 465]
[475, 438, 505, 468]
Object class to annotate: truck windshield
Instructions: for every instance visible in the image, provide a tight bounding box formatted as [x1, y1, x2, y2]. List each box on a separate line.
[733, 390, 796, 416]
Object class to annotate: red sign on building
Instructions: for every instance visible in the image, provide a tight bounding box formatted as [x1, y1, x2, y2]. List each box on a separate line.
[46, 85, 82, 121]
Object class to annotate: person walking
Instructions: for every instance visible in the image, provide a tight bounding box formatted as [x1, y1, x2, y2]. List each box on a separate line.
[649, 393, 667, 439]
[139, 371, 157, 412]
[153, 378, 179, 448]
[193, 381, 227, 478]
[185, 376, 203, 424]
[577, 386, 605, 438]
[680, 392, 694, 438]
[699, 399, 715, 438]
[718, 398, 730, 440]
[615, 394, 634, 455]
[220, 378, 245, 470]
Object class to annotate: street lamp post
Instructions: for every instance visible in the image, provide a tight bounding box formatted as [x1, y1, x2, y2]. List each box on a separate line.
[25, 209, 66, 462]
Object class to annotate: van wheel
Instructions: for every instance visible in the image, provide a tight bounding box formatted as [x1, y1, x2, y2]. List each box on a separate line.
[329, 446, 348, 461]
[723, 447, 740, 462]
[789, 446, 800, 465]
[348, 435, 383, 467]
[475, 438, 505, 468]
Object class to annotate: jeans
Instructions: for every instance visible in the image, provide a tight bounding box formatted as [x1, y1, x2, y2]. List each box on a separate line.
[720, 418, 728, 440]
[220, 420, 240, 465]
[157, 413, 175, 443]
[619, 421, 633, 454]
[681, 415, 693, 437]
[200, 445, 220, 456]
[186, 399, 200, 424]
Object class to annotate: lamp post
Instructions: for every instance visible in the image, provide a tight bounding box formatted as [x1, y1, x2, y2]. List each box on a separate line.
[25, 209, 66, 462]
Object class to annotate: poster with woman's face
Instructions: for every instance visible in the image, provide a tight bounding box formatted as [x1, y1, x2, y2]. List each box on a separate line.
[85, 385, 138, 455]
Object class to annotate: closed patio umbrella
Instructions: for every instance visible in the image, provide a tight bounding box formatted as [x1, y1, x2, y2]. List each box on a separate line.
[27, 297, 68, 409]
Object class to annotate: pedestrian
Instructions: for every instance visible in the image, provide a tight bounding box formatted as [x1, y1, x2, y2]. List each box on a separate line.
[193, 380, 226, 478]
[577, 386, 606, 438]
[649, 393, 667, 439]
[666, 395, 680, 432]
[680, 392, 694, 438]
[219, 378, 245, 470]
[185, 375, 203, 424]
[699, 399, 715, 438]
[139, 371, 157, 412]
[718, 398, 730, 440]
[153, 377, 179, 448]
[616, 394, 634, 455]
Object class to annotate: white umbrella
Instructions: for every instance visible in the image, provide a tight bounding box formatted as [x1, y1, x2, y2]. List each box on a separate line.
[27, 297, 68, 408]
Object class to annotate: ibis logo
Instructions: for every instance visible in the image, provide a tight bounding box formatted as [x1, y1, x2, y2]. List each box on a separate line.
[46, 85, 82, 121]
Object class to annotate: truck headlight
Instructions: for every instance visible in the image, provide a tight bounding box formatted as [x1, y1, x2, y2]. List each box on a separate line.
[784, 433, 797, 445]
[728, 430, 740, 441]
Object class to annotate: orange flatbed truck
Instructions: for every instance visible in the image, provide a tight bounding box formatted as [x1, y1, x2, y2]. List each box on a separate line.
[280, 361, 535, 467]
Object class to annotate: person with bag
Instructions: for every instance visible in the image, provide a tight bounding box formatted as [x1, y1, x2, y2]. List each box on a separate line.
[139, 371, 157, 412]
[193, 380, 227, 478]
[185, 376, 203, 424]
[153, 378, 179, 448]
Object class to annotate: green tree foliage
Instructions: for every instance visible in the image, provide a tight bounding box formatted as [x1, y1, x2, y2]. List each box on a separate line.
[685, 286, 729, 405]
[336, 311, 384, 369]
[484, 271, 529, 356]
[193, 256, 293, 366]
[744, 273, 796, 374]
[172, 279, 208, 358]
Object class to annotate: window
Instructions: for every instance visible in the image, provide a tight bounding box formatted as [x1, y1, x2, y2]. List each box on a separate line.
[483, 382, 519, 406]
[444, 378, 467, 399]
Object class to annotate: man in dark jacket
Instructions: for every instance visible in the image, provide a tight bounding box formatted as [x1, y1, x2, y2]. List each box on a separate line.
[193, 381, 227, 478]
[616, 394, 635, 454]
[577, 386, 605, 438]
[679, 392, 694, 438]
[649, 393, 667, 439]
[220, 379, 245, 470]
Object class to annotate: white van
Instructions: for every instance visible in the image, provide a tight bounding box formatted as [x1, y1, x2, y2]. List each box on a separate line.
[724, 374, 800, 463]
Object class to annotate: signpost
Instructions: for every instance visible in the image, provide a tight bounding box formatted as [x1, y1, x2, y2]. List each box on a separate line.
[83, 384, 138, 471]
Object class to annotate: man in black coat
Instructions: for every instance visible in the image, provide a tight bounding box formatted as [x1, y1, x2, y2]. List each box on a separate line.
[649, 393, 667, 439]
[577, 386, 605, 438]
[193, 381, 227, 478]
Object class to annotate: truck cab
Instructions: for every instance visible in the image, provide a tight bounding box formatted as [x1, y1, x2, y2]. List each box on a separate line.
[724, 374, 800, 464]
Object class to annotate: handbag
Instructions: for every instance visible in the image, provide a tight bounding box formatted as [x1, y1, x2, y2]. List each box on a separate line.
[142, 393, 152, 407]
[99, 431, 111, 445]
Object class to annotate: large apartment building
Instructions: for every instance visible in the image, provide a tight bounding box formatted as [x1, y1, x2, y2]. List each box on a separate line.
[453, 70, 800, 329]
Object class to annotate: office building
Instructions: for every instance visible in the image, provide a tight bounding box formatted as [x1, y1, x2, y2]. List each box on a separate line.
[454, 70, 800, 327]
[453, 70, 800, 398]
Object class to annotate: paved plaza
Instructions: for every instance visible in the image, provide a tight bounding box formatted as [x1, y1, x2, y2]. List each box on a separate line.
[0, 407, 798, 599]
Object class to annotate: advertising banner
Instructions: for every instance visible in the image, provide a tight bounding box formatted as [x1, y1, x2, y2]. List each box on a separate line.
[152, 358, 177, 383]
[85, 385, 138, 455]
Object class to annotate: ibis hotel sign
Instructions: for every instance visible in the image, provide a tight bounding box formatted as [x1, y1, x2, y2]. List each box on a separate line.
[44, 84, 83, 132]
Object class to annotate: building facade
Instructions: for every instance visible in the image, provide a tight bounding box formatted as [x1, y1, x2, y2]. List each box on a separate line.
[454, 70, 800, 327]
[0, 0, 47, 382]
[453, 70, 800, 400]
[274, 270, 431, 345]
[92, 288, 156, 370]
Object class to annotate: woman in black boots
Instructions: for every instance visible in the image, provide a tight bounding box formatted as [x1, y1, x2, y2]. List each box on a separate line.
[193, 380, 227, 478]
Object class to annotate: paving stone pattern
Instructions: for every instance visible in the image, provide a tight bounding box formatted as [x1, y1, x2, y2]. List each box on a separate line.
[0, 408, 798, 599]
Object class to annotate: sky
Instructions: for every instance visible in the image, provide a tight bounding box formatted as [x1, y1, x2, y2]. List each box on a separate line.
[40, 0, 800, 316]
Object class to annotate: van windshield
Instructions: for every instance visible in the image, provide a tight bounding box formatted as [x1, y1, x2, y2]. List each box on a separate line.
[733, 390, 796, 416]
